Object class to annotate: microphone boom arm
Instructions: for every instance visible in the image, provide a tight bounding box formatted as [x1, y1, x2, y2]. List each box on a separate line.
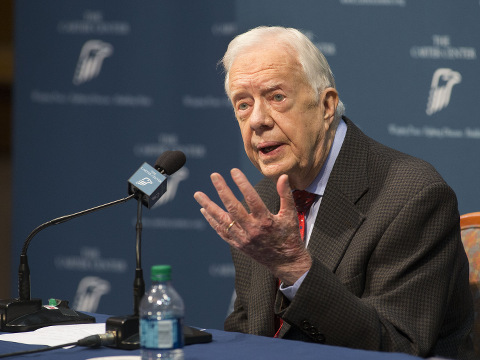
[22, 194, 136, 255]
[18, 193, 136, 301]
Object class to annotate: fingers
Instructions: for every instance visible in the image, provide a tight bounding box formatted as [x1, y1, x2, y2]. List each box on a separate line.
[230, 168, 269, 217]
[200, 207, 232, 240]
[195, 168, 289, 238]
[195, 170, 311, 282]
[210, 172, 249, 221]
[194, 191, 235, 240]
[194, 169, 268, 240]
[193, 191, 225, 217]
[194, 171, 248, 235]
[276, 174, 297, 217]
[196, 169, 294, 225]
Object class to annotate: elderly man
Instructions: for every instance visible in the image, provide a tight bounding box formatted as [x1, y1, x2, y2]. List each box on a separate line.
[193, 26, 474, 359]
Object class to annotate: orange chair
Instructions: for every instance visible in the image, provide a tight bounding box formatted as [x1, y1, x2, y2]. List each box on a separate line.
[460, 212, 480, 355]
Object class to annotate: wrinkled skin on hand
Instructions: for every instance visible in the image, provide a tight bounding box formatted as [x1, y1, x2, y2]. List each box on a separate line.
[194, 168, 311, 285]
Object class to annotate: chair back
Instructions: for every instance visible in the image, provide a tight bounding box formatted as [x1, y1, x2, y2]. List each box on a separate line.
[460, 212, 480, 355]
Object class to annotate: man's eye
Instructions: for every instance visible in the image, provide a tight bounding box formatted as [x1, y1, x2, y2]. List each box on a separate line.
[273, 94, 285, 101]
[238, 103, 249, 110]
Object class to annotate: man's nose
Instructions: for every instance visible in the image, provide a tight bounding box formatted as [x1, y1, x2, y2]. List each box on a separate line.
[249, 101, 274, 131]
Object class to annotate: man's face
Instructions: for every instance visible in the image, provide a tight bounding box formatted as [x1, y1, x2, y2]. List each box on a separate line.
[228, 44, 338, 189]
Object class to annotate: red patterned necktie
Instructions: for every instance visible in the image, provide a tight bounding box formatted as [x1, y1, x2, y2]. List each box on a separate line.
[292, 190, 316, 241]
[275, 190, 316, 337]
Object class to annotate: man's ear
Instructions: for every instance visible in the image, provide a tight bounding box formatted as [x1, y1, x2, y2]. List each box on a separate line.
[321, 87, 339, 126]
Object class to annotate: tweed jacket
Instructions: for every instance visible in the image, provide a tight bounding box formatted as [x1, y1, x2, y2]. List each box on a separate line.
[224, 118, 474, 360]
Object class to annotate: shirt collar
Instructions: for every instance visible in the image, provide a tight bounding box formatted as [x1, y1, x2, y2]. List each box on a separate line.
[305, 118, 347, 196]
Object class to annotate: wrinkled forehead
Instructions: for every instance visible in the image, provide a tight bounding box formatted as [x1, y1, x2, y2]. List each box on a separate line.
[227, 43, 305, 92]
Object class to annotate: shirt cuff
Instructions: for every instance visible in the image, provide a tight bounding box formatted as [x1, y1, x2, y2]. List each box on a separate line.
[279, 271, 309, 301]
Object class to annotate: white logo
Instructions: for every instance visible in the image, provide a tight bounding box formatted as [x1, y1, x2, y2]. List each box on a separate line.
[426, 68, 461, 115]
[411, 35, 477, 60]
[153, 167, 189, 208]
[54, 246, 127, 273]
[136, 177, 153, 186]
[73, 40, 113, 85]
[211, 22, 237, 36]
[72, 276, 111, 312]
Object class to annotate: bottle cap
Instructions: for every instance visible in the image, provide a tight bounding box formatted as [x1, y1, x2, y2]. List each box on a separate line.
[151, 264, 172, 282]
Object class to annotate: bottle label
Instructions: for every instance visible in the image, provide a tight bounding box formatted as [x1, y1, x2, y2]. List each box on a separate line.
[140, 317, 184, 350]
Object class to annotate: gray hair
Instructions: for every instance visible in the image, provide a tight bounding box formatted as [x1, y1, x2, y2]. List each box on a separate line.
[221, 26, 345, 120]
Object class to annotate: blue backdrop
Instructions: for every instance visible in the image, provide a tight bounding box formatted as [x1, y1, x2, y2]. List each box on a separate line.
[12, 0, 480, 330]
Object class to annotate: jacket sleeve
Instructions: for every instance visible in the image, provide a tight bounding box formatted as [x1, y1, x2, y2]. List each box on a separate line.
[224, 247, 251, 334]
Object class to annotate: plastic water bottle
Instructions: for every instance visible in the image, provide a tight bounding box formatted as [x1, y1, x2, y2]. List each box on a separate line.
[140, 265, 185, 360]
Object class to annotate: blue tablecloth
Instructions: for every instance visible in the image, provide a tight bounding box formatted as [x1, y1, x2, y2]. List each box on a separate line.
[0, 314, 423, 360]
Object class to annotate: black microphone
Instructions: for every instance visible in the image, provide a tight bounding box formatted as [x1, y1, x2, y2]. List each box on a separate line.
[128, 150, 186, 208]
[0, 152, 182, 333]
[155, 150, 187, 175]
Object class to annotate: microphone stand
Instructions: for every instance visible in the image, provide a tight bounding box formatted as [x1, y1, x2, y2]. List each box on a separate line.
[105, 195, 144, 349]
[105, 193, 213, 349]
[134, 197, 145, 317]
[0, 194, 136, 332]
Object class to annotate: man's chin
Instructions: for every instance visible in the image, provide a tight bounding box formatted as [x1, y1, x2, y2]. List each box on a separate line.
[259, 164, 290, 181]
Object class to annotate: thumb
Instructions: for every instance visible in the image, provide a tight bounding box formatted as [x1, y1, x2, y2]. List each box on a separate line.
[277, 174, 296, 215]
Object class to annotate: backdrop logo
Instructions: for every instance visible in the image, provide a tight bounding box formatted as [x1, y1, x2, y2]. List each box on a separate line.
[54, 246, 127, 273]
[152, 167, 189, 208]
[211, 22, 237, 36]
[73, 40, 113, 85]
[411, 35, 476, 60]
[58, 10, 130, 36]
[303, 30, 337, 56]
[72, 276, 111, 312]
[426, 68, 461, 115]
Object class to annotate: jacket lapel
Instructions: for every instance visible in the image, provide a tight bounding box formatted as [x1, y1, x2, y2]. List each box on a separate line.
[307, 118, 368, 273]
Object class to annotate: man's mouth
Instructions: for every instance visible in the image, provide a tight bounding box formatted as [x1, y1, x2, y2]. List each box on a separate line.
[258, 143, 281, 154]
[261, 145, 279, 154]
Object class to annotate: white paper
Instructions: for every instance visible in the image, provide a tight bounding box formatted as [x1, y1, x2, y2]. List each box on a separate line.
[0, 323, 106, 346]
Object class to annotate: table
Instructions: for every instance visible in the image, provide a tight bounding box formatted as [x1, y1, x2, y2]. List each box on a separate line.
[0, 314, 423, 360]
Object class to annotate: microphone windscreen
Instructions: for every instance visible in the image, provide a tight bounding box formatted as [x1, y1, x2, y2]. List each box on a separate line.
[155, 150, 186, 175]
